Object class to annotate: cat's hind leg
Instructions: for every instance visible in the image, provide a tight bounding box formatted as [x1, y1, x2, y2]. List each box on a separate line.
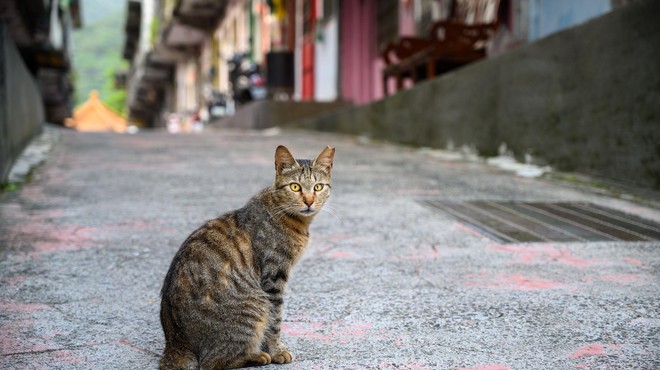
[160, 301, 198, 370]
[202, 304, 272, 369]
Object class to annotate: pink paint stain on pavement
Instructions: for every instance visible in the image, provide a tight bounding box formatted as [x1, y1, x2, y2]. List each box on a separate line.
[598, 274, 650, 286]
[0, 318, 56, 355]
[17, 185, 51, 203]
[281, 322, 333, 342]
[393, 335, 413, 347]
[0, 302, 86, 368]
[50, 350, 84, 365]
[327, 251, 356, 259]
[488, 244, 596, 266]
[0, 302, 51, 314]
[622, 257, 643, 265]
[282, 321, 376, 344]
[457, 365, 510, 370]
[0, 302, 54, 355]
[333, 322, 373, 344]
[117, 337, 157, 355]
[568, 344, 621, 359]
[31, 225, 98, 255]
[4, 214, 99, 256]
[2, 275, 27, 289]
[453, 221, 487, 238]
[465, 272, 564, 291]
[497, 273, 565, 290]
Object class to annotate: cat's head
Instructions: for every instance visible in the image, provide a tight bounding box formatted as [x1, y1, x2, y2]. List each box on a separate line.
[273, 145, 334, 218]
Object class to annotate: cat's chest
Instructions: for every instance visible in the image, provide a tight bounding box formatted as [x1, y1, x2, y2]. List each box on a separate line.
[253, 221, 308, 253]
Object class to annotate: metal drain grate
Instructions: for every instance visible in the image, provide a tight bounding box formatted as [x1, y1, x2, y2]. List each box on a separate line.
[423, 201, 660, 243]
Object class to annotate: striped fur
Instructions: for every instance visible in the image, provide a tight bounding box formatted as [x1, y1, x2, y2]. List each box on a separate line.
[160, 146, 334, 370]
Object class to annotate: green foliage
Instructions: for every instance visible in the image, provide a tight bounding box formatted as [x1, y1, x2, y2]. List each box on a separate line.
[71, 68, 80, 104]
[150, 17, 160, 46]
[1, 182, 20, 192]
[71, 5, 127, 110]
[103, 67, 127, 115]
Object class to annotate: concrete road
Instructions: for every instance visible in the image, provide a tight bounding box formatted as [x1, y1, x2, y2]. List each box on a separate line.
[1, 127, 658, 369]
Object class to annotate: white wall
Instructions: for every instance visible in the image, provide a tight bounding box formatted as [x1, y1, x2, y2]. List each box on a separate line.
[139, 0, 156, 56]
[293, 0, 303, 100]
[214, 0, 251, 95]
[176, 58, 198, 112]
[314, 11, 339, 101]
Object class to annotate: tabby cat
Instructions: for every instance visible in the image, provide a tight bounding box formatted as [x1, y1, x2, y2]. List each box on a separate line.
[159, 145, 335, 370]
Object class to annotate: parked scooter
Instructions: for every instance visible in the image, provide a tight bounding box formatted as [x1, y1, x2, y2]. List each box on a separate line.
[228, 53, 267, 104]
[207, 90, 229, 119]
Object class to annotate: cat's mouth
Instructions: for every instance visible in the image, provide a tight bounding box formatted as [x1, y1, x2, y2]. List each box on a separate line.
[299, 207, 316, 216]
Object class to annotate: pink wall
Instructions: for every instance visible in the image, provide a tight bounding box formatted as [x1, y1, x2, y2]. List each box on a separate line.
[340, 0, 381, 105]
[399, 2, 415, 36]
[340, 0, 416, 105]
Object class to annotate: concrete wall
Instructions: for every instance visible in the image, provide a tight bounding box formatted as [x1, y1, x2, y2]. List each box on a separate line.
[218, 100, 348, 130]
[293, 0, 660, 190]
[0, 21, 44, 183]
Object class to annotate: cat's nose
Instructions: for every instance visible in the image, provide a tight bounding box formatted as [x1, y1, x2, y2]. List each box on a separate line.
[303, 196, 314, 207]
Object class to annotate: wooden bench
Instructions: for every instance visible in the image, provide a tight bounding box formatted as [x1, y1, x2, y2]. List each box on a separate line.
[382, 0, 502, 96]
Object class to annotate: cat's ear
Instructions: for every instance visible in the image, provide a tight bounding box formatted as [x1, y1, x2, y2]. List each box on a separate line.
[313, 146, 335, 173]
[275, 145, 299, 174]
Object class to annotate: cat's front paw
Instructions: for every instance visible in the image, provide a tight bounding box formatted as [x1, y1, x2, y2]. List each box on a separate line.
[248, 352, 272, 365]
[271, 350, 293, 364]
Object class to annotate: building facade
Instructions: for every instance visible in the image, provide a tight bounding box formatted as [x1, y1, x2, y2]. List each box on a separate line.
[0, 0, 83, 124]
[124, 0, 626, 127]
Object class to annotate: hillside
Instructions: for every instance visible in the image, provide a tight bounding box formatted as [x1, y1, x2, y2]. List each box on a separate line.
[81, 1, 125, 24]
[72, 2, 127, 112]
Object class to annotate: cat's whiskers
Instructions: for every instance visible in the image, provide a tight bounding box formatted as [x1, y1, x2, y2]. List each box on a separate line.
[271, 205, 299, 219]
[319, 204, 343, 222]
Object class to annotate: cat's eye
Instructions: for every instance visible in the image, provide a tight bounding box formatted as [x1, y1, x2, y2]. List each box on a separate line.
[289, 183, 301, 192]
[314, 184, 324, 191]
